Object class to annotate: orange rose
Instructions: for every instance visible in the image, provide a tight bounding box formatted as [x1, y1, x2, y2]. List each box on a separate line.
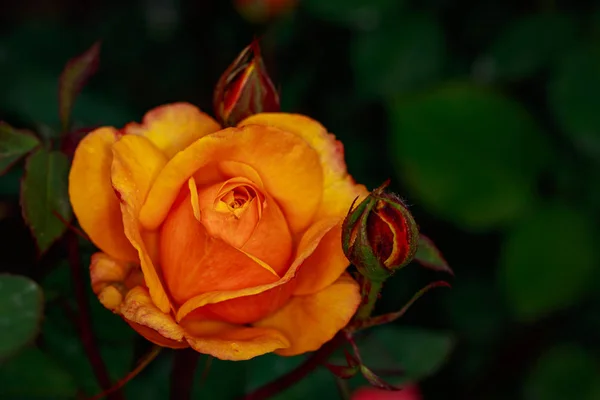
[69, 103, 367, 360]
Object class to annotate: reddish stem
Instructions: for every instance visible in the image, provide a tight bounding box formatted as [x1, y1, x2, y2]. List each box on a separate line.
[170, 349, 201, 400]
[66, 231, 124, 400]
[242, 332, 346, 400]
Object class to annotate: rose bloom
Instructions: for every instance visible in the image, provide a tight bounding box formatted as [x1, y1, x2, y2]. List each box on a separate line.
[69, 103, 367, 360]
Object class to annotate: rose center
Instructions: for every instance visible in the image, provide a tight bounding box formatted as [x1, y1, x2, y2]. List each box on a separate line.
[216, 186, 255, 218]
[197, 177, 265, 248]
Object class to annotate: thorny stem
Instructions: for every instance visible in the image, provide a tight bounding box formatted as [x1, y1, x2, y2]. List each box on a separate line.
[241, 332, 347, 400]
[66, 231, 124, 400]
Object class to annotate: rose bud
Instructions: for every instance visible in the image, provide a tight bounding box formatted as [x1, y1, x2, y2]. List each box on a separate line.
[213, 39, 280, 127]
[342, 182, 419, 282]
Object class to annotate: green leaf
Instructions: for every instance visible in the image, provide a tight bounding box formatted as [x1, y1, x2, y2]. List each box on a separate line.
[0, 123, 40, 175]
[524, 344, 600, 400]
[0, 346, 77, 399]
[302, 0, 403, 29]
[415, 235, 453, 275]
[59, 42, 101, 133]
[20, 149, 72, 255]
[388, 84, 550, 230]
[0, 275, 44, 362]
[358, 326, 454, 385]
[499, 204, 598, 321]
[484, 13, 576, 81]
[351, 13, 444, 99]
[548, 44, 600, 158]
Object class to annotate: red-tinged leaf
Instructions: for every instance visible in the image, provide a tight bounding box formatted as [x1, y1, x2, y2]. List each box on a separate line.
[89, 345, 162, 400]
[20, 149, 72, 255]
[58, 42, 101, 133]
[415, 234, 453, 275]
[0, 122, 40, 175]
[352, 281, 451, 331]
[360, 365, 401, 391]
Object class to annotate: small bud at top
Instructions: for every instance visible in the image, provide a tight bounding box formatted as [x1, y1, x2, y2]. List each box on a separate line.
[342, 181, 419, 282]
[213, 39, 280, 127]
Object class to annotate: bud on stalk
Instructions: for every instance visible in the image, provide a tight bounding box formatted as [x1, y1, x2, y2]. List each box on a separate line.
[342, 182, 419, 282]
[213, 39, 280, 127]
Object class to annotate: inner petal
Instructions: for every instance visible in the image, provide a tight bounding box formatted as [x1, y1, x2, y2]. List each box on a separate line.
[199, 177, 264, 249]
[160, 189, 280, 305]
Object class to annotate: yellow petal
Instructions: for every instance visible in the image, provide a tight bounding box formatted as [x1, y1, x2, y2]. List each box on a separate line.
[254, 273, 361, 356]
[238, 113, 368, 220]
[293, 223, 350, 295]
[68, 127, 137, 261]
[111, 135, 171, 313]
[124, 103, 221, 159]
[180, 318, 290, 360]
[119, 286, 188, 348]
[176, 217, 339, 322]
[90, 252, 129, 310]
[139, 125, 323, 235]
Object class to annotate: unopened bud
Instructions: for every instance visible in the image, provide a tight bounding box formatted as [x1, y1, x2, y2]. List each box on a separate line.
[342, 182, 419, 281]
[213, 39, 280, 127]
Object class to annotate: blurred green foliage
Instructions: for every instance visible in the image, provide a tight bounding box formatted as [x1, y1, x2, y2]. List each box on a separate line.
[1, 0, 599, 399]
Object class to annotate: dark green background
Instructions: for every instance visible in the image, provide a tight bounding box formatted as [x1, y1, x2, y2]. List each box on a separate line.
[1, 0, 599, 399]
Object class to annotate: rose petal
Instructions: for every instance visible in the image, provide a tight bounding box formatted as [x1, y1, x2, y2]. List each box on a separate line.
[160, 188, 280, 305]
[111, 135, 171, 313]
[238, 113, 368, 220]
[254, 273, 360, 356]
[180, 318, 290, 360]
[194, 279, 296, 324]
[176, 217, 339, 322]
[124, 103, 221, 159]
[90, 252, 145, 311]
[140, 125, 323, 235]
[293, 223, 350, 295]
[119, 286, 188, 348]
[69, 127, 137, 261]
[239, 114, 369, 295]
[127, 321, 189, 349]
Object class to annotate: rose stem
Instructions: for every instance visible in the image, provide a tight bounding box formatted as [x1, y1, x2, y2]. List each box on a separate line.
[241, 332, 346, 400]
[355, 277, 384, 320]
[170, 348, 201, 400]
[65, 231, 125, 400]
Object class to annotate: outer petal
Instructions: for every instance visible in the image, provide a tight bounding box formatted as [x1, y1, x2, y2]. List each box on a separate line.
[239, 114, 369, 295]
[293, 223, 349, 295]
[176, 217, 340, 322]
[180, 318, 290, 361]
[193, 279, 296, 325]
[69, 127, 137, 261]
[238, 113, 368, 220]
[90, 252, 141, 311]
[119, 286, 188, 349]
[111, 135, 171, 313]
[140, 125, 323, 235]
[254, 273, 361, 356]
[124, 103, 221, 159]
